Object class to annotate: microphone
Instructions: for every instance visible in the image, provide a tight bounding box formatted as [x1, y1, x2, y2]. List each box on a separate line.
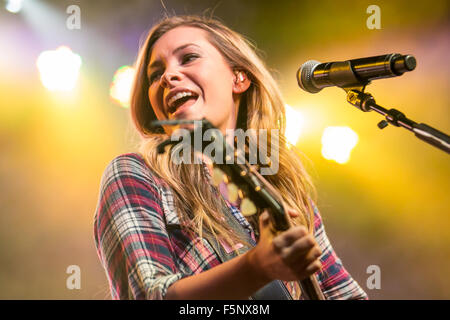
[297, 53, 416, 93]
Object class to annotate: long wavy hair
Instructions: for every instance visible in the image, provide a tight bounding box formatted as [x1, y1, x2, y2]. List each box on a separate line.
[130, 15, 317, 248]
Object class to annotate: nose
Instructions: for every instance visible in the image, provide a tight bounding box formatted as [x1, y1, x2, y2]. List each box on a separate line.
[160, 70, 182, 88]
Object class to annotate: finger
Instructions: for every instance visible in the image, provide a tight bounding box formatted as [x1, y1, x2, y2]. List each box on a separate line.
[272, 225, 309, 251]
[279, 236, 320, 264]
[304, 259, 322, 276]
[300, 245, 322, 267]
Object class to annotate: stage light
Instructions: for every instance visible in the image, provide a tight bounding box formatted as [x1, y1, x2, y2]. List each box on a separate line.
[36, 46, 82, 92]
[109, 65, 135, 108]
[285, 104, 304, 145]
[6, 0, 23, 13]
[321, 126, 358, 164]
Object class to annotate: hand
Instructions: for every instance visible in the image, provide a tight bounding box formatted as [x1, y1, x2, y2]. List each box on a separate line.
[246, 209, 322, 283]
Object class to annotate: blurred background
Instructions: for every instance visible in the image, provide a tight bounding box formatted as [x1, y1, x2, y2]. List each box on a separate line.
[0, 0, 448, 299]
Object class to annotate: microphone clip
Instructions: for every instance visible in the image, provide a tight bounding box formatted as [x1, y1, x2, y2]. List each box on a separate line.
[344, 89, 450, 153]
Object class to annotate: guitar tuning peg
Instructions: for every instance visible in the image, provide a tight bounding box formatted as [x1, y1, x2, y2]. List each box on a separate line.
[241, 198, 257, 216]
[212, 167, 224, 186]
[227, 183, 238, 202]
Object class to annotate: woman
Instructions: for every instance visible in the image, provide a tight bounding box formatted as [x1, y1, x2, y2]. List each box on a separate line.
[94, 15, 368, 300]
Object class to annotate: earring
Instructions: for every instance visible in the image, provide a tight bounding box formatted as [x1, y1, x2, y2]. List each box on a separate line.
[235, 71, 245, 83]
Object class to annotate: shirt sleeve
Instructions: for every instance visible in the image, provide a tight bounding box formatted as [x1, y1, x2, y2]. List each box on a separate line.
[93, 154, 187, 299]
[311, 200, 369, 300]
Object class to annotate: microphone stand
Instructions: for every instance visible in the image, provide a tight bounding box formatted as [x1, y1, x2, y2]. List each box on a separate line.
[345, 87, 450, 154]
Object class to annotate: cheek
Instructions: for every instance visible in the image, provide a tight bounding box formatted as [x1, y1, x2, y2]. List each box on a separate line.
[195, 57, 233, 97]
[148, 86, 165, 119]
[202, 70, 233, 103]
[198, 68, 234, 122]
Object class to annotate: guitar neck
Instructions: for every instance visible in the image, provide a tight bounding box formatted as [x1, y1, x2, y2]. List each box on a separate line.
[152, 119, 326, 300]
[214, 163, 325, 300]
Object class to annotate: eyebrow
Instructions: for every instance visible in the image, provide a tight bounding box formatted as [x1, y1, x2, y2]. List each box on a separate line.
[147, 43, 201, 73]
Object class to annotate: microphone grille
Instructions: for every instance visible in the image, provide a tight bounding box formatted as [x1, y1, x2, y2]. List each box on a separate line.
[297, 60, 321, 93]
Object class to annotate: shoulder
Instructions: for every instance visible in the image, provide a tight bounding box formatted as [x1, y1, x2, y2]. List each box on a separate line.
[311, 200, 323, 231]
[309, 200, 328, 244]
[101, 152, 162, 189]
[96, 152, 171, 212]
[95, 153, 169, 224]
[306, 198, 323, 232]
[103, 152, 149, 177]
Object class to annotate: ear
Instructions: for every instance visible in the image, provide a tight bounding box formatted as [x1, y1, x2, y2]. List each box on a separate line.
[232, 71, 251, 94]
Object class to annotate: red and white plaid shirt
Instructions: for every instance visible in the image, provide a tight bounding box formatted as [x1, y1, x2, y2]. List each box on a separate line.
[94, 153, 368, 300]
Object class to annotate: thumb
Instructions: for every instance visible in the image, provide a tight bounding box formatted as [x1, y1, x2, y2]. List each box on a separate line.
[287, 207, 299, 218]
[258, 210, 272, 237]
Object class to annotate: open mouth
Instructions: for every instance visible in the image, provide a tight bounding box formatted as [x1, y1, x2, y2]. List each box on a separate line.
[167, 91, 199, 115]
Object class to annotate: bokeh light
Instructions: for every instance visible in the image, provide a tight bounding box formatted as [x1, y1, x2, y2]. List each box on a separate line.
[285, 104, 304, 145]
[36, 46, 82, 92]
[5, 0, 23, 13]
[321, 126, 358, 164]
[109, 65, 135, 108]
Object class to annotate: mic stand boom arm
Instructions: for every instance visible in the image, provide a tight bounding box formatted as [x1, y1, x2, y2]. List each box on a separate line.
[345, 88, 450, 154]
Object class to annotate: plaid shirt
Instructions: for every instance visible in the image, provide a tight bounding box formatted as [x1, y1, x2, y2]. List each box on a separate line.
[94, 153, 368, 300]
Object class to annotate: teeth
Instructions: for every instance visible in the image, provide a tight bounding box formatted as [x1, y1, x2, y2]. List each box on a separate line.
[168, 91, 196, 109]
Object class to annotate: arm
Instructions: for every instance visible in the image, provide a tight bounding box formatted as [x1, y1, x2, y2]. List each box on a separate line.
[165, 249, 269, 300]
[311, 201, 369, 300]
[167, 202, 369, 300]
[166, 210, 321, 300]
[94, 154, 270, 300]
[94, 154, 187, 299]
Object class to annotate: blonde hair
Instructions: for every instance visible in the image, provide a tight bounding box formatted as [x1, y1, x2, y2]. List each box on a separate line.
[130, 15, 317, 248]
